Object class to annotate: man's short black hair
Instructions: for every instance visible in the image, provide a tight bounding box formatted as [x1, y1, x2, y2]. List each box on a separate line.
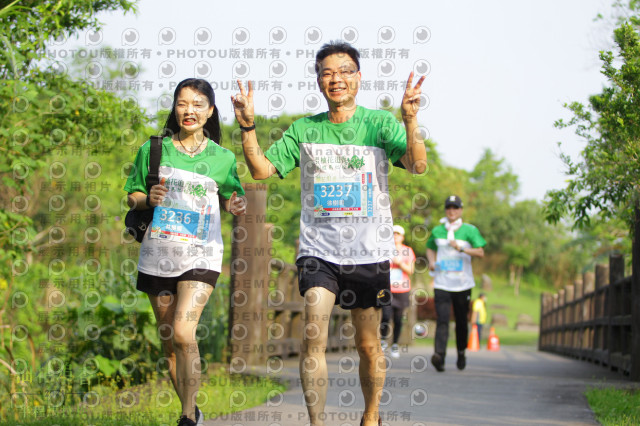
[315, 40, 360, 74]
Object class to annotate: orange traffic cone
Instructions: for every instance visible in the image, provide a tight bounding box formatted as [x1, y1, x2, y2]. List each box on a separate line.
[467, 324, 480, 352]
[487, 327, 500, 351]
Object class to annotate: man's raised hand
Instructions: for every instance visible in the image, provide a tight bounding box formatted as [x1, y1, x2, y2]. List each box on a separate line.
[401, 72, 425, 119]
[231, 80, 255, 127]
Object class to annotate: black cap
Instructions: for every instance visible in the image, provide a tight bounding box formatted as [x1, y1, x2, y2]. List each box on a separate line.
[445, 195, 463, 208]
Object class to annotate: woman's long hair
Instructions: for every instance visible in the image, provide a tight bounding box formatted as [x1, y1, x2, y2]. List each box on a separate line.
[162, 78, 222, 145]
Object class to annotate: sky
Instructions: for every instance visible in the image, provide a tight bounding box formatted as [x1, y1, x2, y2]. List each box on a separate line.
[48, 0, 619, 201]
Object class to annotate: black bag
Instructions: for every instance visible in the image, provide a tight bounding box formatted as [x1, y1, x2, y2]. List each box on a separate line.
[125, 136, 163, 242]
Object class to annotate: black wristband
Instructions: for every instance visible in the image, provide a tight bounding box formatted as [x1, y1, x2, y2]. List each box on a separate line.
[239, 123, 256, 132]
[146, 194, 151, 207]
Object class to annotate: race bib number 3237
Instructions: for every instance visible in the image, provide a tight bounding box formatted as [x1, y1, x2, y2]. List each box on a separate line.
[313, 173, 373, 218]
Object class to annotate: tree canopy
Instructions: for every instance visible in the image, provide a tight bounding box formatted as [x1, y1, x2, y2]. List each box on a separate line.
[0, 0, 144, 265]
[546, 6, 640, 231]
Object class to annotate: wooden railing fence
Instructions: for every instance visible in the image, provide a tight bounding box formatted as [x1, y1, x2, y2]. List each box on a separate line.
[539, 253, 639, 380]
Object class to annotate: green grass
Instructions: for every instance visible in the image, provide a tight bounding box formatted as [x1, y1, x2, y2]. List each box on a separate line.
[489, 327, 538, 346]
[585, 387, 640, 425]
[411, 272, 546, 347]
[480, 274, 546, 326]
[2, 369, 287, 426]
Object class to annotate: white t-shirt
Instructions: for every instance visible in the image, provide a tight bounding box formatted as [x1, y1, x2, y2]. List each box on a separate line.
[124, 138, 244, 276]
[264, 106, 408, 265]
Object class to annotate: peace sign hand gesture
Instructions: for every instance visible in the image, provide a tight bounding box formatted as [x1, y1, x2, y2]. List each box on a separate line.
[401, 72, 426, 119]
[231, 80, 255, 127]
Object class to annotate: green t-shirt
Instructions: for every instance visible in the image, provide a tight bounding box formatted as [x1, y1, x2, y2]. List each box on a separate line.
[124, 137, 244, 277]
[426, 223, 486, 250]
[264, 106, 408, 264]
[124, 137, 244, 199]
[427, 222, 486, 291]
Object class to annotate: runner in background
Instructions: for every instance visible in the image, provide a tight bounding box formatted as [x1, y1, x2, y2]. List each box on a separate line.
[472, 292, 488, 341]
[124, 78, 246, 426]
[380, 224, 416, 358]
[426, 195, 486, 373]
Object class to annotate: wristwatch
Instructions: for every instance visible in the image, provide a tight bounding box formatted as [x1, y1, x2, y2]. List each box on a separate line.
[459, 247, 465, 253]
[239, 123, 256, 132]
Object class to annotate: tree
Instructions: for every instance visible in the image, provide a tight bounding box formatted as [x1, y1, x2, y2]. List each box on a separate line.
[502, 201, 539, 295]
[0, 0, 146, 409]
[546, 20, 640, 230]
[466, 148, 519, 252]
[0, 1, 143, 262]
[0, 0, 137, 79]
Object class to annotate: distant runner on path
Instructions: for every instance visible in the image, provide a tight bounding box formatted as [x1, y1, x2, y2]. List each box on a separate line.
[427, 195, 486, 373]
[380, 224, 416, 359]
[472, 292, 488, 341]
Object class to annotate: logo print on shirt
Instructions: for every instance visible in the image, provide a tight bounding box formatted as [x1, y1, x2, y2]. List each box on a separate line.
[186, 183, 207, 198]
[342, 155, 364, 170]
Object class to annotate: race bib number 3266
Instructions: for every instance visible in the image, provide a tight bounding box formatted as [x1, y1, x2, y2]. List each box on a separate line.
[150, 204, 211, 244]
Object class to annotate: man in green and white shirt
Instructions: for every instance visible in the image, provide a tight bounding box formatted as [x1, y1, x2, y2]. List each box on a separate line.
[427, 195, 486, 373]
[232, 41, 427, 426]
[264, 105, 408, 264]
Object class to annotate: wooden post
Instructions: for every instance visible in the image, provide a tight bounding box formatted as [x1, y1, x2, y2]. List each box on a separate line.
[595, 264, 608, 352]
[574, 281, 583, 315]
[632, 206, 640, 381]
[564, 285, 575, 351]
[609, 254, 624, 364]
[538, 293, 548, 350]
[538, 293, 543, 350]
[583, 272, 595, 294]
[229, 183, 269, 367]
[558, 288, 566, 347]
[552, 293, 559, 347]
[545, 292, 553, 347]
[565, 285, 574, 323]
[610, 254, 625, 285]
[595, 265, 608, 289]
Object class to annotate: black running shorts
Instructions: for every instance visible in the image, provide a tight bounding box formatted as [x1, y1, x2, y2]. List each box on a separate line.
[296, 256, 391, 309]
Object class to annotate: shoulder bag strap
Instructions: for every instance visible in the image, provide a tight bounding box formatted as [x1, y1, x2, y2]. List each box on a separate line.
[145, 135, 163, 191]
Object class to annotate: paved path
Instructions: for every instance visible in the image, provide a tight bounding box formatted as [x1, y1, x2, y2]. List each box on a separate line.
[205, 345, 632, 426]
